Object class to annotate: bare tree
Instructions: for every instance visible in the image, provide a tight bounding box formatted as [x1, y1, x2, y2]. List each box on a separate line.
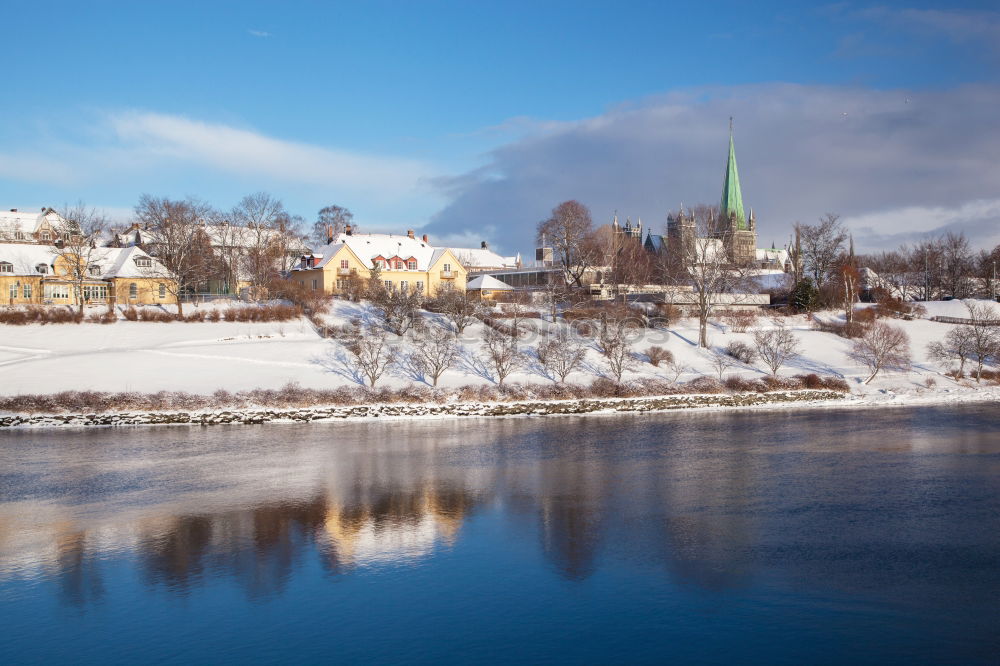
[231, 192, 288, 299]
[710, 351, 736, 381]
[51, 204, 108, 315]
[536, 200, 598, 288]
[753, 324, 801, 375]
[347, 327, 396, 387]
[433, 287, 481, 335]
[407, 324, 459, 386]
[134, 195, 216, 315]
[961, 300, 1000, 382]
[598, 317, 637, 383]
[927, 327, 976, 377]
[849, 322, 911, 384]
[537, 329, 587, 382]
[481, 326, 524, 386]
[663, 358, 689, 384]
[800, 213, 848, 290]
[374, 287, 423, 336]
[312, 205, 354, 247]
[664, 211, 757, 348]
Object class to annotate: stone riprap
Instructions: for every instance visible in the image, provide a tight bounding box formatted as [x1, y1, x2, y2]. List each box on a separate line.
[0, 390, 847, 429]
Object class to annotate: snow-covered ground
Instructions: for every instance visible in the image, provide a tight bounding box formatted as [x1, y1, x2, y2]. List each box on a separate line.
[1, 300, 998, 407]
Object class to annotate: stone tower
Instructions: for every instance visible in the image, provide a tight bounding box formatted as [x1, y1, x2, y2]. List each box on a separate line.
[666, 205, 696, 259]
[716, 121, 757, 264]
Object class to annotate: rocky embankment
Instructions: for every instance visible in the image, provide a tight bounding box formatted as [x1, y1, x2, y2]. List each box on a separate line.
[0, 390, 846, 428]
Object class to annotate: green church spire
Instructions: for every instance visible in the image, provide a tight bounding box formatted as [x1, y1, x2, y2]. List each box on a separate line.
[720, 118, 746, 230]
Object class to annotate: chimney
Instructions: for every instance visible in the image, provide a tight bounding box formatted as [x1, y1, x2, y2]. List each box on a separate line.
[422, 234, 429, 243]
[345, 224, 353, 236]
[481, 241, 488, 249]
[407, 229, 415, 239]
[326, 224, 333, 244]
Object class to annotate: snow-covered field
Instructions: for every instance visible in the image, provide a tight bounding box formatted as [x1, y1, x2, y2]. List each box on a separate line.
[1, 300, 998, 407]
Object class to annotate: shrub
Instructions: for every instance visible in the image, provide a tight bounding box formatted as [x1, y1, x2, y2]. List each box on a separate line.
[797, 373, 824, 389]
[123, 306, 138, 321]
[646, 346, 673, 366]
[685, 376, 725, 394]
[726, 341, 757, 364]
[724, 310, 758, 333]
[139, 308, 177, 322]
[853, 307, 877, 325]
[724, 376, 759, 393]
[86, 310, 117, 324]
[268, 278, 334, 314]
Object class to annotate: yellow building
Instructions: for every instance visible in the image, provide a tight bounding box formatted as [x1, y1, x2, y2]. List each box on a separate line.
[0, 244, 176, 307]
[290, 229, 467, 297]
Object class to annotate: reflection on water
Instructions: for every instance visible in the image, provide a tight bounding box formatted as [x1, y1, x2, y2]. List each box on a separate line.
[1, 406, 999, 663]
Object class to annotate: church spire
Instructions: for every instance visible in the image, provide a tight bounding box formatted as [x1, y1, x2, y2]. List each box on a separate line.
[720, 117, 747, 230]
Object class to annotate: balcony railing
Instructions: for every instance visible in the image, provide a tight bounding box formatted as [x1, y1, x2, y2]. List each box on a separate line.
[337, 267, 354, 276]
[440, 270, 454, 279]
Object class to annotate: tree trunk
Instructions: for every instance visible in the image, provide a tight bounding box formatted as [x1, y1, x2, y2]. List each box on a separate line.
[699, 314, 709, 348]
[175, 292, 184, 316]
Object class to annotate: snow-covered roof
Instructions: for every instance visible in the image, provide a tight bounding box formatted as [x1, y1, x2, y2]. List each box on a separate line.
[0, 209, 64, 239]
[325, 232, 451, 271]
[466, 275, 513, 291]
[138, 223, 308, 252]
[756, 247, 789, 264]
[448, 246, 519, 270]
[0, 243, 167, 279]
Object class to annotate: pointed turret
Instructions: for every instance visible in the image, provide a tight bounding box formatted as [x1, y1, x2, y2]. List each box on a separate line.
[720, 119, 747, 230]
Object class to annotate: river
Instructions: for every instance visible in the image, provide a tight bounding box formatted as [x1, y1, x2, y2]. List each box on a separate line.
[1, 405, 998, 664]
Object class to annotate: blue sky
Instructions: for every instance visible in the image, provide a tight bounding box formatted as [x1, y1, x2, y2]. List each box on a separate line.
[3, 1, 1000, 252]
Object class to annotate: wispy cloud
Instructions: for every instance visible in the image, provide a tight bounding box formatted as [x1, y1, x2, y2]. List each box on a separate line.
[247, 29, 271, 38]
[107, 111, 436, 196]
[855, 6, 1000, 53]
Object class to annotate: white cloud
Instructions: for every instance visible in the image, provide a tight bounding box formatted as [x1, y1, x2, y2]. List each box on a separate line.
[248, 29, 271, 38]
[108, 111, 436, 197]
[425, 83, 1000, 253]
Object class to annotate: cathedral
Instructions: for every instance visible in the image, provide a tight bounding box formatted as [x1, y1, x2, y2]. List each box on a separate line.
[656, 124, 784, 269]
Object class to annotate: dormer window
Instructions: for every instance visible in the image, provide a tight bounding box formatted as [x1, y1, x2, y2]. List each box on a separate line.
[35, 263, 49, 274]
[0, 261, 12, 274]
[407, 260, 417, 270]
[14, 231, 24, 241]
[40, 231, 51, 241]
[134, 257, 152, 268]
[88, 265, 101, 276]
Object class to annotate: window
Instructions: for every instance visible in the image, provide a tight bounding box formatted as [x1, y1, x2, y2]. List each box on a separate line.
[311, 279, 318, 290]
[158, 283, 166, 298]
[14, 231, 24, 241]
[443, 263, 452, 272]
[400, 280, 408, 292]
[335, 279, 345, 290]
[340, 259, 349, 269]
[35, 263, 48, 274]
[384, 280, 393, 291]
[129, 283, 138, 299]
[393, 260, 402, 270]
[8, 283, 16, 300]
[40, 231, 51, 241]
[407, 260, 417, 270]
[0, 261, 12, 273]
[62, 232, 70, 241]
[82, 285, 108, 301]
[415, 281, 424, 293]
[44, 284, 70, 300]
[22, 283, 31, 299]
[134, 257, 152, 268]
[88, 265, 101, 276]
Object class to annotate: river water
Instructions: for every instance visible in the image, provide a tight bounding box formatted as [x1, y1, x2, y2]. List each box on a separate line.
[1, 405, 998, 664]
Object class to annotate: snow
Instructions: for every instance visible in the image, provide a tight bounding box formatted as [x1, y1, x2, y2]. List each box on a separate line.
[1, 300, 998, 409]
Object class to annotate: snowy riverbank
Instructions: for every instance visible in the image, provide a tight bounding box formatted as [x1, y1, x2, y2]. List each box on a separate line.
[2, 387, 998, 429]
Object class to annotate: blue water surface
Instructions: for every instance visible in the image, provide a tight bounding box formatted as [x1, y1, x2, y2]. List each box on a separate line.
[1, 405, 998, 664]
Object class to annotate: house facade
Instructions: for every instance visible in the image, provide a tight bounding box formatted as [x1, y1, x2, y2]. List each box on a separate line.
[0, 243, 176, 307]
[290, 229, 467, 296]
[0, 208, 66, 245]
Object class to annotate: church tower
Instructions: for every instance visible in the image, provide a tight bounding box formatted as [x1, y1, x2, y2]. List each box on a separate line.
[717, 120, 757, 264]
